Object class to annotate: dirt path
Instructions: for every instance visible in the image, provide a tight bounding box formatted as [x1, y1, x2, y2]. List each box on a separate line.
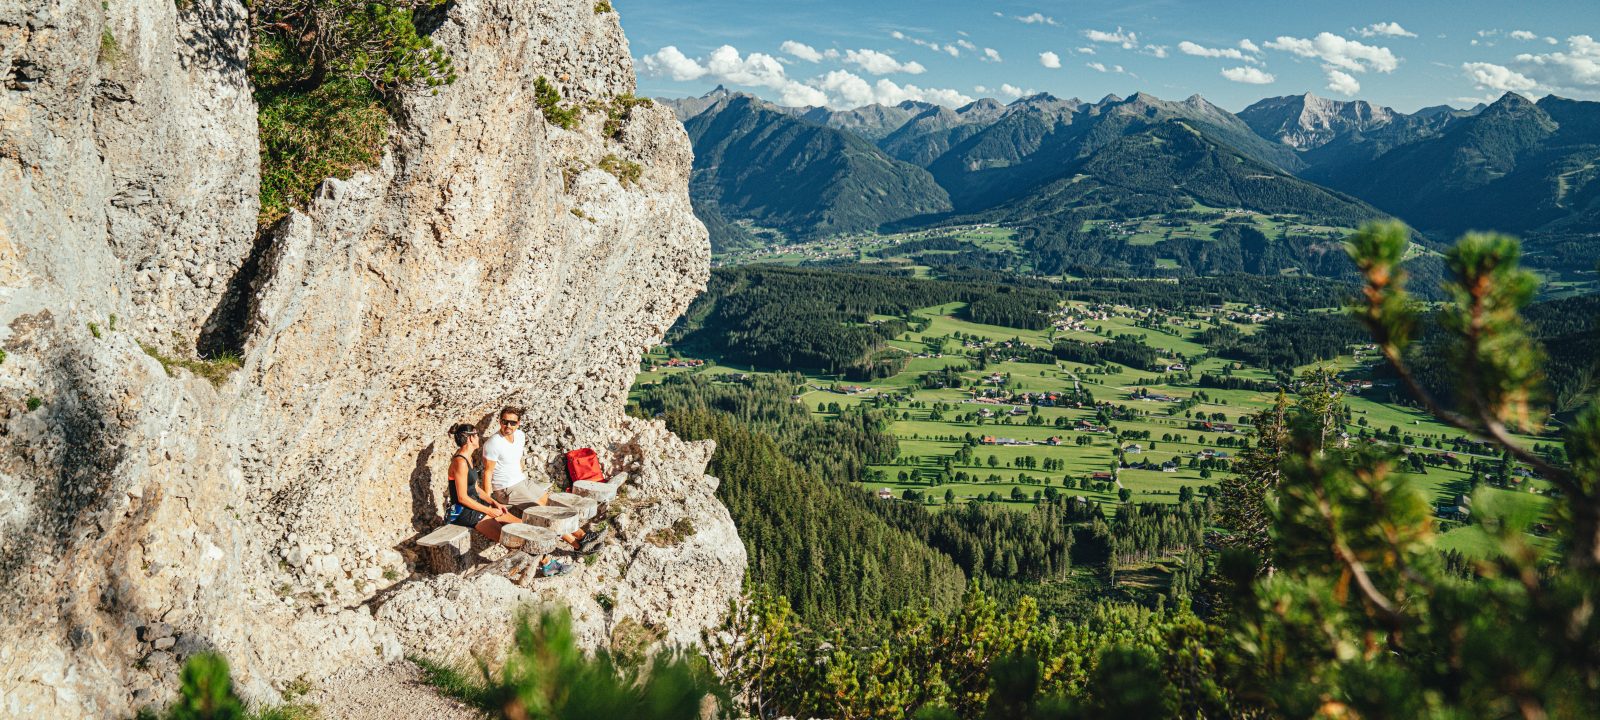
[299, 661, 479, 720]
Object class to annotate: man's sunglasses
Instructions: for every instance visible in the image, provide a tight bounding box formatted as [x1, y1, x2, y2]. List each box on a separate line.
[501, 419, 520, 426]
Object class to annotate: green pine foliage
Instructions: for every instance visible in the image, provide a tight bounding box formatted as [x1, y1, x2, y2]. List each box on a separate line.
[249, 1, 457, 225]
[419, 609, 722, 719]
[534, 77, 579, 130]
[135, 653, 313, 720]
[705, 583, 1243, 719]
[1216, 221, 1600, 718]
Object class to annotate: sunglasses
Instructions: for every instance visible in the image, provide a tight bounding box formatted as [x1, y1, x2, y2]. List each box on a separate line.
[501, 419, 520, 426]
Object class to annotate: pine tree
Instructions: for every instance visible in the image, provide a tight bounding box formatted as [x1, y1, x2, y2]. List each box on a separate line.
[1214, 390, 1288, 575]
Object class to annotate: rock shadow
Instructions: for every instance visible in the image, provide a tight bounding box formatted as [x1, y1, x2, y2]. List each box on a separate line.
[410, 442, 441, 533]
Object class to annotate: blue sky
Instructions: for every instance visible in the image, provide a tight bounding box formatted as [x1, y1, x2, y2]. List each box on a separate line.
[617, 0, 1600, 112]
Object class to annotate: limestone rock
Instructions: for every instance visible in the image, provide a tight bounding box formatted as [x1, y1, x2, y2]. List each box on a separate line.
[0, 0, 745, 715]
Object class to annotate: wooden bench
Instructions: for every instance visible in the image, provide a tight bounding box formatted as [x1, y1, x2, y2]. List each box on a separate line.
[416, 524, 471, 573]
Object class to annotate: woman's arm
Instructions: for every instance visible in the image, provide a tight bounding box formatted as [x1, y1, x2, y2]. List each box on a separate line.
[452, 458, 500, 516]
[480, 457, 498, 498]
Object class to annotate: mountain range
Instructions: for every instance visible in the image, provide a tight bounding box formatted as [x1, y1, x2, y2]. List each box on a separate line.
[662, 87, 1600, 273]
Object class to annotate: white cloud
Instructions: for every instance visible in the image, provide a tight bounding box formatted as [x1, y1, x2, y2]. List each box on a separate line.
[956, 39, 977, 52]
[1266, 32, 1400, 73]
[1509, 30, 1538, 41]
[1510, 35, 1600, 94]
[1086, 62, 1129, 75]
[1039, 51, 1062, 69]
[1077, 46, 1097, 55]
[705, 46, 792, 86]
[1325, 68, 1361, 95]
[1239, 39, 1262, 54]
[1547, 37, 1560, 45]
[641, 45, 828, 106]
[1222, 66, 1276, 84]
[844, 48, 926, 75]
[781, 41, 824, 63]
[1179, 41, 1250, 61]
[1463, 62, 1539, 92]
[1013, 12, 1059, 26]
[1085, 27, 1139, 50]
[1145, 45, 1170, 58]
[980, 83, 1033, 100]
[983, 48, 1003, 62]
[893, 31, 962, 58]
[1355, 22, 1417, 39]
[813, 69, 973, 108]
[640, 46, 708, 81]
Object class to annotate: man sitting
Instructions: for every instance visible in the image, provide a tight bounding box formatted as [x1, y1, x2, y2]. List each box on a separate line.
[483, 406, 605, 552]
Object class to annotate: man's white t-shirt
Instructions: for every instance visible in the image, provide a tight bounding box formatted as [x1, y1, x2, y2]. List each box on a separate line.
[482, 429, 527, 490]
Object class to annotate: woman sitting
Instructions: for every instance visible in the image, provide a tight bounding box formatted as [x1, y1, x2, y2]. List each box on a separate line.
[446, 423, 519, 542]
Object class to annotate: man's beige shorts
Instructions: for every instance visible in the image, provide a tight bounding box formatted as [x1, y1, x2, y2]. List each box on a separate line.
[492, 479, 551, 508]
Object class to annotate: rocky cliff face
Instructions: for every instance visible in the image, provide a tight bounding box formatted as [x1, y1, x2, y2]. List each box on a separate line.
[0, 0, 745, 715]
[1239, 92, 1399, 151]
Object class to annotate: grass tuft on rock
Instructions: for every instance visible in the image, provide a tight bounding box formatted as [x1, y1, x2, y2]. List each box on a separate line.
[140, 342, 242, 388]
[599, 154, 643, 187]
[645, 517, 696, 547]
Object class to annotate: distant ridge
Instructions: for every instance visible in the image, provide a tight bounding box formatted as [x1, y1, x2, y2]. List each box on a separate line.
[660, 86, 1598, 271]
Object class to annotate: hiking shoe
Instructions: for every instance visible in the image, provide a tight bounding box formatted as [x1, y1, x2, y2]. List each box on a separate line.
[578, 528, 609, 554]
[540, 559, 574, 578]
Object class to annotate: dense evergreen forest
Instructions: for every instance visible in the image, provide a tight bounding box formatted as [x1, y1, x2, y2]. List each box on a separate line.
[1201, 312, 1369, 370]
[1051, 336, 1167, 371]
[1402, 293, 1600, 413]
[635, 374, 966, 627]
[672, 267, 1058, 375]
[960, 291, 1058, 330]
[1054, 274, 1356, 310]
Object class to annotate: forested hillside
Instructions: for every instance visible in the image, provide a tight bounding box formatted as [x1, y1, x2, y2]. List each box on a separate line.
[1316, 94, 1600, 252]
[638, 375, 967, 628]
[681, 95, 950, 248]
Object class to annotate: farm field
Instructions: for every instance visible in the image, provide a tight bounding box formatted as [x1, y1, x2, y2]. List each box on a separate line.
[637, 298, 1560, 558]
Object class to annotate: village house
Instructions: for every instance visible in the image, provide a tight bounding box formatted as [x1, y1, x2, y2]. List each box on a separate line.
[877, 488, 894, 500]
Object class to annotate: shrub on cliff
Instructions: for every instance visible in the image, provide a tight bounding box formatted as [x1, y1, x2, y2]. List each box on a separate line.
[248, 1, 457, 225]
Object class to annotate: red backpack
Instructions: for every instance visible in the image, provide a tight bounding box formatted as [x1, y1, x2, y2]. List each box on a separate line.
[565, 448, 603, 485]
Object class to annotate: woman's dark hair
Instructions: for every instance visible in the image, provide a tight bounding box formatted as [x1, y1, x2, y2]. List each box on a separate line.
[449, 423, 478, 448]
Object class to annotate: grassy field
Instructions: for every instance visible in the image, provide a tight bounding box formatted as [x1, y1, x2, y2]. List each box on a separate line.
[639, 298, 1560, 555]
